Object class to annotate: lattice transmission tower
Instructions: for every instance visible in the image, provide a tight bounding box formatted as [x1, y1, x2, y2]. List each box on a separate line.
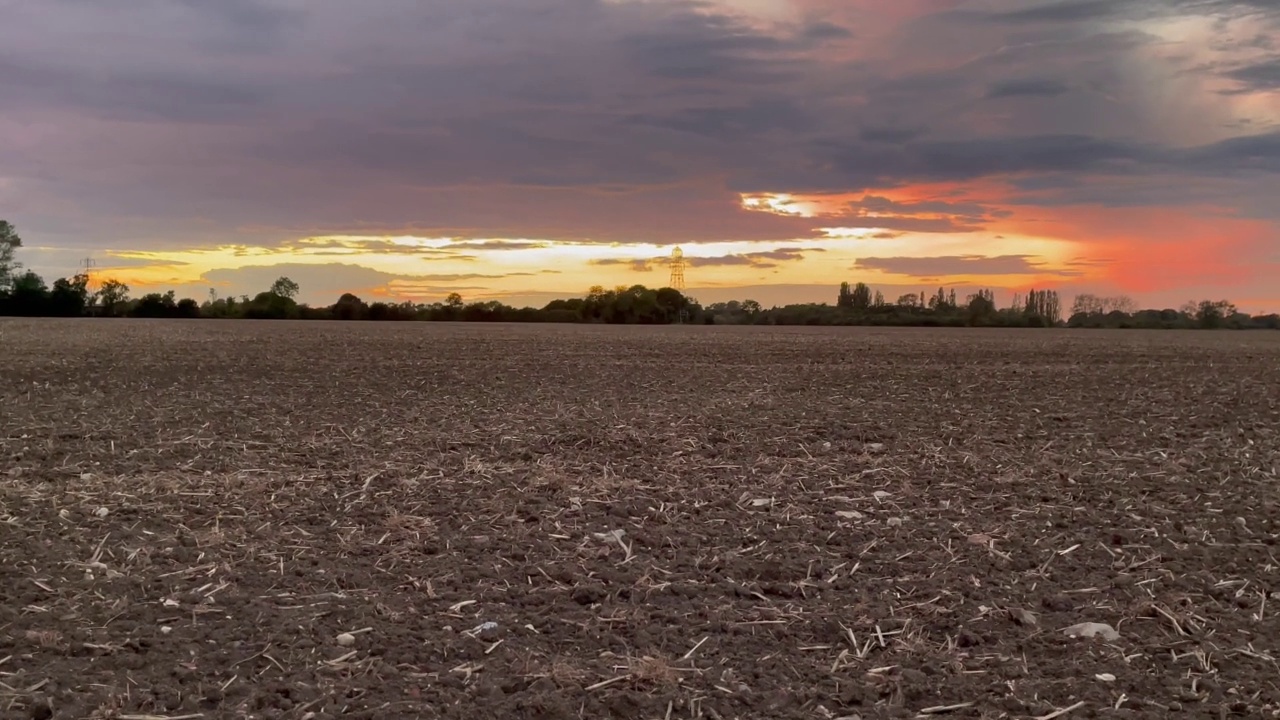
[80, 257, 97, 284]
[668, 246, 686, 292]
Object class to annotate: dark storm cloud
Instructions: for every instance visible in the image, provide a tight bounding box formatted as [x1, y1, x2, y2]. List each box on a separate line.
[625, 98, 817, 140]
[984, 0, 1128, 24]
[1223, 58, 1280, 91]
[1177, 131, 1280, 174]
[985, 78, 1070, 98]
[1, 0, 1278, 251]
[853, 255, 1084, 277]
[977, 0, 1278, 24]
[858, 126, 927, 145]
[0, 55, 271, 123]
[621, 13, 800, 82]
[802, 21, 854, 40]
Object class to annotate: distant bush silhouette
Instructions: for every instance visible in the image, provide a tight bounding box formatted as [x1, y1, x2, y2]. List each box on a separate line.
[1, 261, 1276, 330]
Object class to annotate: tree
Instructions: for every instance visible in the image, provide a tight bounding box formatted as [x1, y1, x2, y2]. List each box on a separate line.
[839, 282, 872, 311]
[270, 276, 300, 300]
[176, 298, 201, 318]
[1023, 288, 1062, 325]
[929, 287, 949, 310]
[3, 271, 48, 315]
[837, 282, 854, 309]
[445, 292, 464, 309]
[331, 293, 369, 321]
[130, 290, 180, 318]
[49, 273, 91, 316]
[966, 289, 996, 325]
[96, 279, 131, 316]
[1071, 293, 1136, 316]
[1194, 299, 1237, 329]
[0, 220, 21, 291]
[244, 290, 298, 319]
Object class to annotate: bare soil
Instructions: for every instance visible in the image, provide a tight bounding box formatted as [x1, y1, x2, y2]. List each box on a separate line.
[2, 319, 1279, 720]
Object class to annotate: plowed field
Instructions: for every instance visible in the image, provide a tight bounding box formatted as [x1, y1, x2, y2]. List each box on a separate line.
[2, 319, 1279, 719]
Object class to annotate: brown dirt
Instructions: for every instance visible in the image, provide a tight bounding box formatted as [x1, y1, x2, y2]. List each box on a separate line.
[2, 319, 1279, 720]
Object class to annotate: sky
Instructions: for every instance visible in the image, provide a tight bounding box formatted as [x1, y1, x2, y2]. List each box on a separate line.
[2, 0, 1278, 311]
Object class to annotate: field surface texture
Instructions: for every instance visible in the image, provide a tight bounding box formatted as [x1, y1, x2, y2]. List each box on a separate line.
[2, 320, 1280, 720]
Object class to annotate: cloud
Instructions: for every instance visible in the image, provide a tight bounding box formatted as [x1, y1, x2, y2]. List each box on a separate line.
[591, 257, 659, 272]
[284, 237, 471, 257]
[802, 21, 854, 41]
[981, 0, 1129, 24]
[3, 0, 1268, 243]
[590, 246, 821, 272]
[444, 239, 551, 251]
[1223, 57, 1280, 91]
[853, 254, 1084, 278]
[198, 262, 537, 302]
[0, 0, 1278, 310]
[985, 78, 1071, 98]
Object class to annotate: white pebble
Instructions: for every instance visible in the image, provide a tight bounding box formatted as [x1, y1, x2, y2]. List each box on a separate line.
[160, 626, 173, 635]
[94, 507, 109, 518]
[80, 473, 93, 481]
[336, 632, 356, 647]
[1063, 622, 1121, 641]
[1095, 673, 1116, 682]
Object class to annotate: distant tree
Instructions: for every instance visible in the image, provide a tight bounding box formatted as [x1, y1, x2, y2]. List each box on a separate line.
[244, 290, 298, 319]
[48, 273, 91, 316]
[1254, 314, 1280, 330]
[96, 279, 131, 316]
[3, 271, 49, 315]
[270, 276, 300, 300]
[837, 282, 854, 309]
[1023, 288, 1062, 325]
[176, 298, 201, 318]
[0, 220, 22, 291]
[966, 289, 996, 325]
[331, 292, 369, 321]
[1194, 299, 1237, 329]
[445, 292, 464, 309]
[130, 290, 180, 318]
[929, 287, 950, 311]
[872, 290, 885, 308]
[1071, 293, 1136, 316]
[849, 282, 872, 311]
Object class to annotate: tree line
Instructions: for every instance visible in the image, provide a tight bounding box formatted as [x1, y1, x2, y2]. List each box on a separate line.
[1, 221, 1276, 329]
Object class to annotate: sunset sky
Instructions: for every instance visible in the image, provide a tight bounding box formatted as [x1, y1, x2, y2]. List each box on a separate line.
[3, 0, 1278, 311]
